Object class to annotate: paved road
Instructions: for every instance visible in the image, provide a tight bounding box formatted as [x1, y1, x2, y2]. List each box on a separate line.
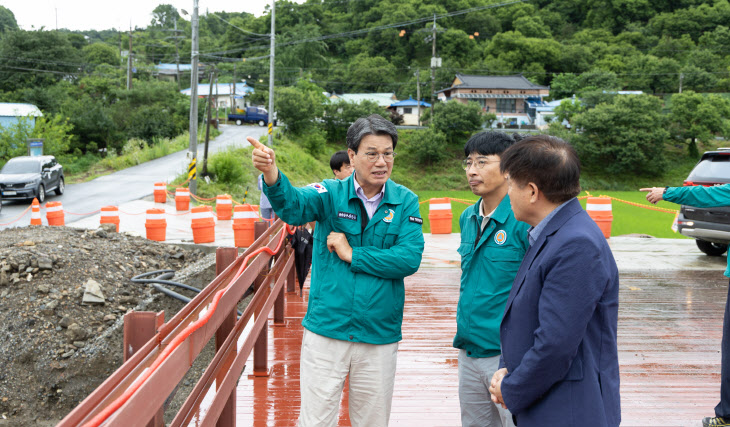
[0, 125, 267, 229]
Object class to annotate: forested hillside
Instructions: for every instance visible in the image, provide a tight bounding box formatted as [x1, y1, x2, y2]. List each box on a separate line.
[0, 0, 729, 183]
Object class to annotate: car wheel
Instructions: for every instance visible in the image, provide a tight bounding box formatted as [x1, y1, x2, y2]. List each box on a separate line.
[0, 194, 3, 216]
[236, 120, 242, 126]
[258, 120, 265, 127]
[37, 184, 45, 204]
[56, 177, 65, 195]
[696, 239, 728, 256]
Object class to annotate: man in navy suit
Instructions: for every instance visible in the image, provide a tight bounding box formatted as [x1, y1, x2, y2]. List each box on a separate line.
[488, 135, 621, 427]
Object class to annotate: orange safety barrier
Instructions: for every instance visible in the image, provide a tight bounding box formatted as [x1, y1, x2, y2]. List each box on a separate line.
[100, 206, 120, 232]
[428, 198, 452, 234]
[145, 208, 167, 241]
[232, 204, 259, 247]
[216, 194, 233, 220]
[175, 187, 190, 211]
[30, 198, 41, 226]
[191, 205, 216, 243]
[153, 182, 167, 203]
[586, 196, 612, 239]
[45, 201, 65, 226]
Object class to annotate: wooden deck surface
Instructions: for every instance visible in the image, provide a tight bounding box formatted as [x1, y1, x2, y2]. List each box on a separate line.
[235, 235, 727, 426]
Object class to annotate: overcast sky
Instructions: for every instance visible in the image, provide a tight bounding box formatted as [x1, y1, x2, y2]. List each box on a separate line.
[2, 0, 290, 31]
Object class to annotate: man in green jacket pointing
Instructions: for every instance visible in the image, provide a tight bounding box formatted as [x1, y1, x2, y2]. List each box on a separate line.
[454, 131, 530, 427]
[249, 114, 424, 427]
[642, 184, 730, 427]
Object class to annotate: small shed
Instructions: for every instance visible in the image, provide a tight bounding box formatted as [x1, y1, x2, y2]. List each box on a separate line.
[0, 103, 43, 129]
[389, 98, 431, 126]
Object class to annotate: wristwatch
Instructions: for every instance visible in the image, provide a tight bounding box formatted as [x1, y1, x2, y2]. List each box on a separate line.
[662, 187, 669, 195]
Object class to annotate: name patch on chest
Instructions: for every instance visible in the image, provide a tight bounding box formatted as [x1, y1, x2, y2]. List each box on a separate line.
[338, 211, 358, 221]
[409, 216, 423, 225]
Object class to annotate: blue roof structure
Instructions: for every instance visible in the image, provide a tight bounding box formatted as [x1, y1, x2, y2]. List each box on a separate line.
[390, 97, 431, 108]
[180, 83, 255, 97]
[156, 63, 194, 72]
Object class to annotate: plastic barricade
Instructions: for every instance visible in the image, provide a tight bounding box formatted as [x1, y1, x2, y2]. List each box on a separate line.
[428, 198, 452, 234]
[46, 201, 65, 226]
[145, 208, 167, 241]
[232, 204, 259, 248]
[175, 188, 190, 211]
[191, 206, 216, 244]
[586, 197, 613, 239]
[216, 194, 233, 220]
[154, 182, 167, 203]
[100, 206, 120, 232]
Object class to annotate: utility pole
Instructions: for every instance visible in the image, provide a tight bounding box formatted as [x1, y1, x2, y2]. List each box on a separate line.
[267, 0, 275, 147]
[174, 17, 181, 91]
[232, 63, 236, 114]
[415, 69, 421, 126]
[127, 28, 133, 90]
[188, 0, 200, 195]
[203, 70, 215, 177]
[430, 14, 437, 118]
[679, 73, 684, 93]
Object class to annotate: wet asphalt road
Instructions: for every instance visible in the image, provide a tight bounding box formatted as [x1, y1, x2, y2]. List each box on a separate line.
[0, 125, 266, 229]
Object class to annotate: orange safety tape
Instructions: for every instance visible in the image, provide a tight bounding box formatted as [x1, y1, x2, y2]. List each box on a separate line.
[117, 208, 145, 216]
[598, 195, 678, 214]
[190, 193, 216, 202]
[83, 223, 298, 427]
[64, 209, 101, 216]
[0, 205, 32, 226]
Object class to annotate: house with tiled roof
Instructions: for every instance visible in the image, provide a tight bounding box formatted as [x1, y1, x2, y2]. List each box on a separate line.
[389, 97, 431, 126]
[436, 74, 549, 126]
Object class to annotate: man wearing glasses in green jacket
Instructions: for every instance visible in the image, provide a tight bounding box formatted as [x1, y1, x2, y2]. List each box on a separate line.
[454, 131, 530, 427]
[249, 114, 424, 427]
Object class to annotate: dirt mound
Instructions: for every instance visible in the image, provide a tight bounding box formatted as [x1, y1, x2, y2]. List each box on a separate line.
[0, 225, 213, 425]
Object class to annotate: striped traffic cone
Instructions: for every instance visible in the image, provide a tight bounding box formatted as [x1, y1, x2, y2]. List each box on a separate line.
[30, 198, 41, 226]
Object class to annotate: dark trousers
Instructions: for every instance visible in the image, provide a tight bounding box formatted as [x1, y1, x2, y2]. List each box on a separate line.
[717, 278, 730, 417]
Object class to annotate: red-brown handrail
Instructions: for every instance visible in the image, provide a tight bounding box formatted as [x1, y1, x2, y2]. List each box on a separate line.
[57, 219, 298, 427]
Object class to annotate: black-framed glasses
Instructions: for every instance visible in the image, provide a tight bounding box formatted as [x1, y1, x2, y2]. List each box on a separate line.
[362, 151, 396, 163]
[462, 158, 499, 170]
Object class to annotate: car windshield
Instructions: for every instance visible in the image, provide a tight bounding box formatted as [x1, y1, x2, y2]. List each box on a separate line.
[0, 160, 40, 174]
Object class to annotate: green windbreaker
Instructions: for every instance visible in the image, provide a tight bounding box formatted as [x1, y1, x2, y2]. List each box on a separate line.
[665, 184, 730, 277]
[263, 171, 425, 344]
[453, 195, 530, 357]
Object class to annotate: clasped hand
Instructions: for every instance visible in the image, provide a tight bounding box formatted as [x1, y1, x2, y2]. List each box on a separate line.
[327, 232, 353, 263]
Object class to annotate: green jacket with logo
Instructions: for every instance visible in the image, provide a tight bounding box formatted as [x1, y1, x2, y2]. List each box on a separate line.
[453, 195, 530, 358]
[263, 171, 425, 344]
[665, 184, 730, 277]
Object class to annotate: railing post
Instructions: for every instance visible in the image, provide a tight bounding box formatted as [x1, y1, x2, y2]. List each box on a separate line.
[286, 245, 297, 294]
[123, 311, 165, 427]
[215, 247, 238, 427]
[252, 221, 270, 376]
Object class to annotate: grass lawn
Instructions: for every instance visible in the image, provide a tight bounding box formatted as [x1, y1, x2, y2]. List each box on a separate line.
[415, 190, 683, 238]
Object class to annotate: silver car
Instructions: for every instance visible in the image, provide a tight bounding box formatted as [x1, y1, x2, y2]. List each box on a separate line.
[0, 156, 65, 204]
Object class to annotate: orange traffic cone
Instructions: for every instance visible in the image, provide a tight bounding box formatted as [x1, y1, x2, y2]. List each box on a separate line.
[45, 201, 65, 226]
[100, 206, 120, 232]
[30, 198, 41, 226]
[191, 205, 216, 243]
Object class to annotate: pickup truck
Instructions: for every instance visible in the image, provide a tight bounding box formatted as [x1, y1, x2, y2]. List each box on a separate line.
[228, 106, 271, 127]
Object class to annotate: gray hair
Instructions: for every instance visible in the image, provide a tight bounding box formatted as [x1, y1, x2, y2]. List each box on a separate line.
[346, 114, 398, 152]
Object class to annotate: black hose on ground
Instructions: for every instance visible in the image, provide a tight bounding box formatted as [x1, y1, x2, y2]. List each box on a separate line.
[131, 269, 253, 316]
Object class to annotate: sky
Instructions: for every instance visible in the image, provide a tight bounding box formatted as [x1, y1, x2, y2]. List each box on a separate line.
[1, 0, 290, 31]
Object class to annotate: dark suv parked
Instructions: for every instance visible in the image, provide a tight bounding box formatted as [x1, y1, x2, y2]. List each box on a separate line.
[0, 156, 64, 204]
[677, 149, 730, 256]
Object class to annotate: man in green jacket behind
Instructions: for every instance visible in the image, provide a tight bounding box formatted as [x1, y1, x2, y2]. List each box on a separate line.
[454, 131, 530, 427]
[248, 114, 424, 427]
[642, 184, 730, 427]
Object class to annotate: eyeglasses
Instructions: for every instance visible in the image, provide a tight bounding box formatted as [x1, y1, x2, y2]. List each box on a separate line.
[362, 151, 397, 163]
[462, 158, 500, 170]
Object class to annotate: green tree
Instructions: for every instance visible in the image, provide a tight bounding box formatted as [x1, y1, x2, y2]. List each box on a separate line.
[550, 74, 580, 100]
[0, 5, 18, 33]
[83, 43, 120, 67]
[431, 100, 484, 146]
[322, 100, 383, 144]
[554, 98, 585, 124]
[406, 129, 448, 166]
[571, 94, 669, 176]
[668, 91, 730, 157]
[0, 30, 82, 92]
[151, 4, 180, 28]
[274, 78, 327, 136]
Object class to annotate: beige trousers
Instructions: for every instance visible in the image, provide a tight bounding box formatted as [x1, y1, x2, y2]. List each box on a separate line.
[297, 329, 399, 427]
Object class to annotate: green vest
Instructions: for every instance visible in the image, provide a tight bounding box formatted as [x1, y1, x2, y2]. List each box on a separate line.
[453, 195, 530, 357]
[264, 171, 425, 344]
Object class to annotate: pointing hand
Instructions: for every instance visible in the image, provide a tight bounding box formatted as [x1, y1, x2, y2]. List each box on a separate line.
[248, 136, 278, 185]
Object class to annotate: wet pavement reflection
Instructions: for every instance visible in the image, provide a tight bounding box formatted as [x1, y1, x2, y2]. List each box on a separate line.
[234, 235, 728, 426]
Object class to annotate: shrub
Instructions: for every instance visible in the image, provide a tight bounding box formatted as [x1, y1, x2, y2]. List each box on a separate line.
[209, 151, 246, 184]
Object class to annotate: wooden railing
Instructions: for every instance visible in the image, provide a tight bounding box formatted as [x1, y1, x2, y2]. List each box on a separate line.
[58, 219, 297, 427]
